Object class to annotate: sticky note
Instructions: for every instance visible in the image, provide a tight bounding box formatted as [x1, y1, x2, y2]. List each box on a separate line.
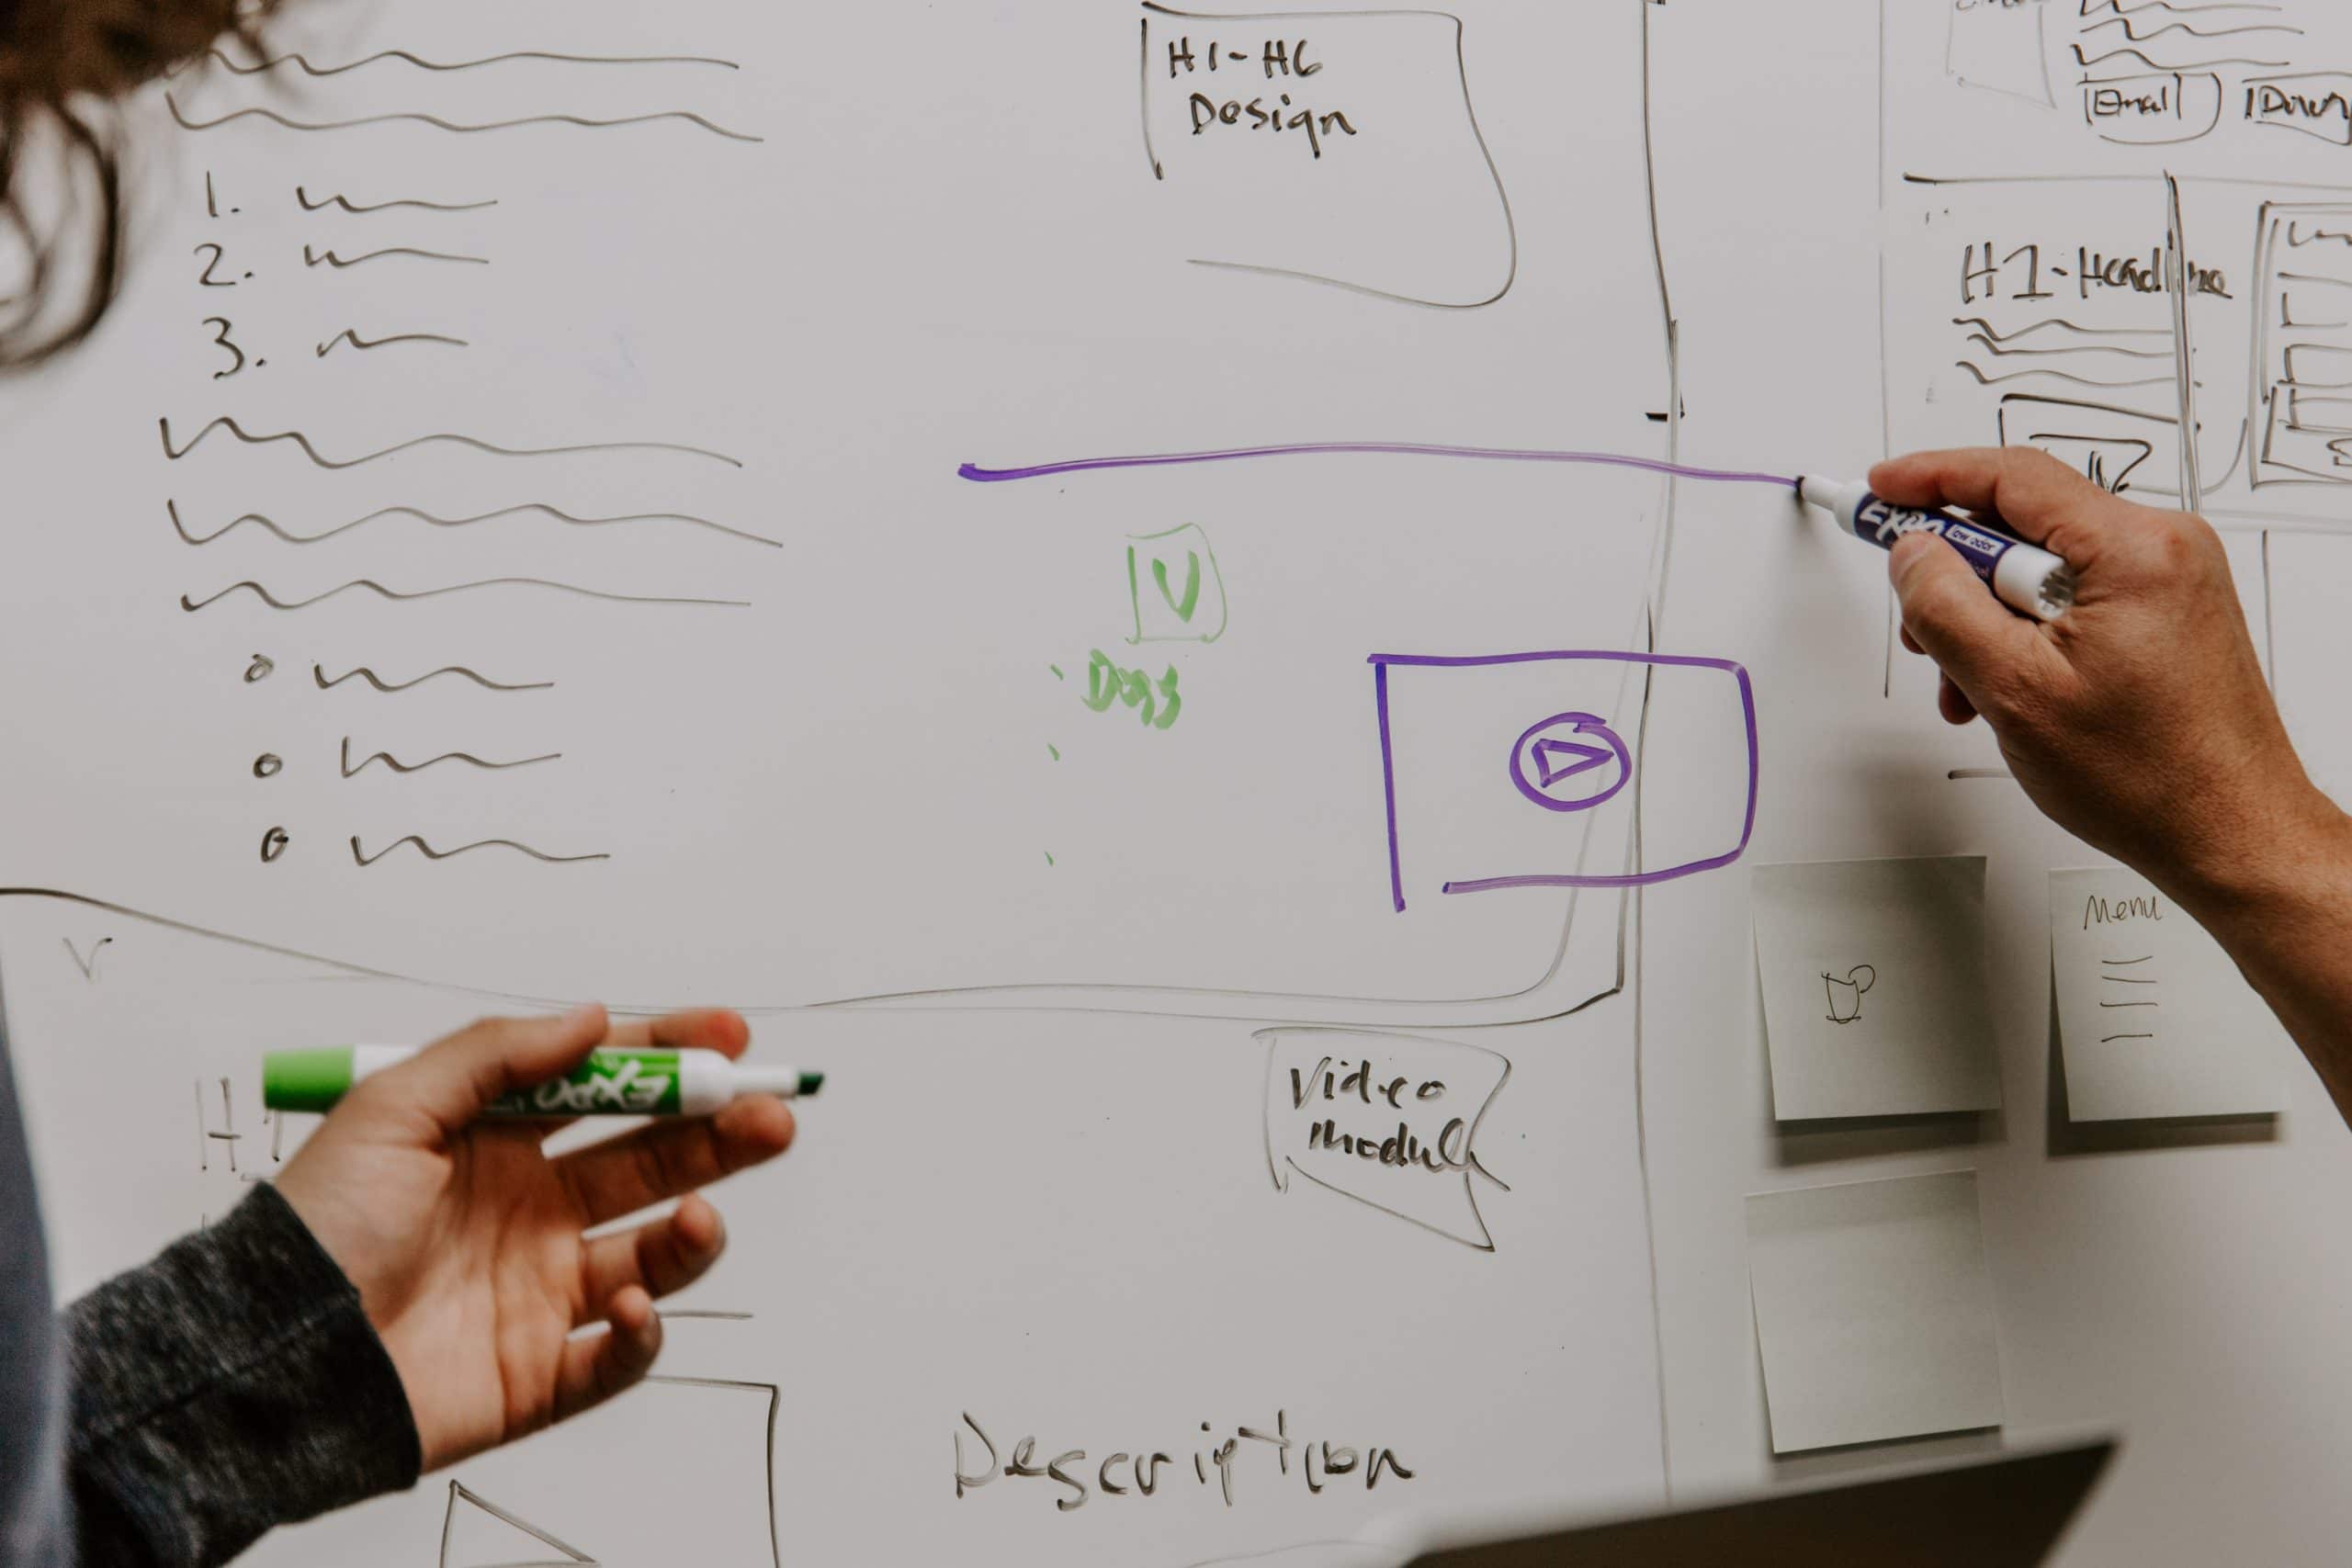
[2049, 868, 2288, 1122]
[1747, 1170, 2007, 1455]
[1753, 857, 2004, 1121]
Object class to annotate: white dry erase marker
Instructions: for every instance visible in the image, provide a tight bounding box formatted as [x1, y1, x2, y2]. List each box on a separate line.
[263, 1046, 823, 1116]
[1797, 475, 2077, 622]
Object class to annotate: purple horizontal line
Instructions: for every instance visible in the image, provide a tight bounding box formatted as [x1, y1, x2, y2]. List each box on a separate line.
[957, 442, 1800, 489]
[1369, 649, 1748, 675]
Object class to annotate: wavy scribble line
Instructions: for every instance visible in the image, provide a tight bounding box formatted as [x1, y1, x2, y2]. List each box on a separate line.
[2070, 43, 2290, 68]
[304, 244, 486, 269]
[350, 835, 608, 866]
[169, 497, 777, 548]
[2080, 0, 2282, 14]
[1956, 361, 2173, 389]
[166, 92, 761, 143]
[296, 186, 496, 214]
[341, 737, 560, 777]
[315, 664, 552, 694]
[201, 47, 740, 77]
[2286, 224, 2352, 248]
[159, 415, 742, 469]
[2081, 14, 2301, 39]
[315, 329, 469, 355]
[1952, 315, 2168, 343]
[957, 441, 1798, 488]
[1964, 332, 2169, 360]
[180, 578, 750, 612]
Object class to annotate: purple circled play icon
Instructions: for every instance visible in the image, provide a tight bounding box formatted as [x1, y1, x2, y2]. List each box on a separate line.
[1510, 711, 1631, 812]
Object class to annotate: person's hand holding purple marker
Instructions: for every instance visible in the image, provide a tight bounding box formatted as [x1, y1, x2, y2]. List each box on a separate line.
[1878, 445, 2352, 1117]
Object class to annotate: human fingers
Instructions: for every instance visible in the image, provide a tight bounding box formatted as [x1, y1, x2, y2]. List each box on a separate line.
[1939, 672, 1979, 727]
[554, 1094, 796, 1226]
[1888, 534, 2053, 724]
[648, 1009, 751, 1058]
[349, 1004, 607, 1139]
[1869, 446, 2122, 571]
[551, 1287, 663, 1426]
[575, 1193, 729, 1325]
[1896, 618, 1970, 719]
[588, 1009, 751, 1055]
[526, 1010, 755, 1136]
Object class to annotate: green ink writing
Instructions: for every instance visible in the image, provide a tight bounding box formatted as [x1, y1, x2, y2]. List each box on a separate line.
[1083, 650, 1182, 730]
[1125, 525, 1227, 645]
[1154, 551, 1202, 623]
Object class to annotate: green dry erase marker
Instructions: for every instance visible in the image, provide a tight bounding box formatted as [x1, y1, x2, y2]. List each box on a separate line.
[264, 1046, 823, 1116]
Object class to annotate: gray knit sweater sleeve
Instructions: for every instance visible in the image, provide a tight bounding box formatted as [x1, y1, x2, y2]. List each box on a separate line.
[62, 1183, 424, 1566]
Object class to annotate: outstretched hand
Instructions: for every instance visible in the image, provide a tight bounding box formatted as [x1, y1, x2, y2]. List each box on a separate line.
[275, 1005, 796, 1471]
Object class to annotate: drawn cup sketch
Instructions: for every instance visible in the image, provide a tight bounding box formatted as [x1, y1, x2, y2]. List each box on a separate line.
[1821, 964, 1877, 1026]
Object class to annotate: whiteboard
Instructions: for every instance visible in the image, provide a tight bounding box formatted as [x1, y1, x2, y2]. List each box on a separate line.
[6, 0, 2352, 1563]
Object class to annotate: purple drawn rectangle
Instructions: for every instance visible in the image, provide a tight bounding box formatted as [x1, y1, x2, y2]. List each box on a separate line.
[1368, 649, 1759, 909]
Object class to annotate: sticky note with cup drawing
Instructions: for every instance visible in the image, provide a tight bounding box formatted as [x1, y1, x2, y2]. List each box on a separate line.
[1753, 856, 2004, 1121]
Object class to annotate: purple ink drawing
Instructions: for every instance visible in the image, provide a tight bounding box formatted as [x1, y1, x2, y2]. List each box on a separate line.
[1509, 711, 1631, 813]
[1369, 650, 1759, 911]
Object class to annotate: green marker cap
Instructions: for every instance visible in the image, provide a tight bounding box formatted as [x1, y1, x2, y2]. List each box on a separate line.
[264, 1046, 357, 1113]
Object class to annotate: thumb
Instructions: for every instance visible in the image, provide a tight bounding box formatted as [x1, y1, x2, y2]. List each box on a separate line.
[354, 1003, 609, 1138]
[1888, 534, 2044, 723]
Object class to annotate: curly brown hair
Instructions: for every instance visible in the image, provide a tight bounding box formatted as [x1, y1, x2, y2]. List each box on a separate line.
[0, 0, 273, 367]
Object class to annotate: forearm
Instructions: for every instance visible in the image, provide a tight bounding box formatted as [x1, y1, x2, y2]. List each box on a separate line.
[2167, 789, 2352, 1122]
[65, 1184, 421, 1567]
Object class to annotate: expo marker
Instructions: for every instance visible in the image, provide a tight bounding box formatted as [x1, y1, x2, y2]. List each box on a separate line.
[1797, 475, 2077, 622]
[263, 1046, 823, 1116]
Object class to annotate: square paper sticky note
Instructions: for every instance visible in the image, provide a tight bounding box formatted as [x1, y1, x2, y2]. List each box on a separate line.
[2050, 868, 2288, 1121]
[1753, 857, 2003, 1120]
[1747, 1170, 2007, 1454]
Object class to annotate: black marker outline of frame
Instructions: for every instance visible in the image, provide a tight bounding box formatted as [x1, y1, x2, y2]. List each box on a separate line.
[1136, 1, 1519, 309]
[1258, 1025, 1513, 1252]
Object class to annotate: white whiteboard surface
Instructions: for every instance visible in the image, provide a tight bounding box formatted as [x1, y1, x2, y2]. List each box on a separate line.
[5, 0, 2352, 1564]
